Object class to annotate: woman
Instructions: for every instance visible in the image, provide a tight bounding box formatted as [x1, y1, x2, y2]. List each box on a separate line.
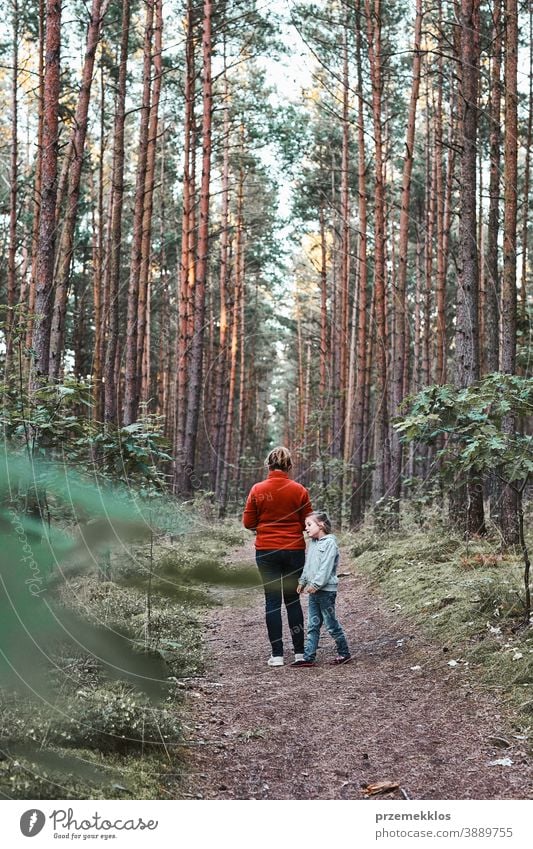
[243, 446, 313, 666]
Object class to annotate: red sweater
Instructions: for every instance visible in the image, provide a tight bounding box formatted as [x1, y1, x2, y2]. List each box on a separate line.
[242, 470, 313, 550]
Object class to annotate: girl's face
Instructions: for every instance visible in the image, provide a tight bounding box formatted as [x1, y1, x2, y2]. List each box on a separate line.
[305, 516, 324, 539]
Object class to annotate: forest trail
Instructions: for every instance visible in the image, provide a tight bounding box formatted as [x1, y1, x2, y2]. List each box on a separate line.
[177, 540, 533, 800]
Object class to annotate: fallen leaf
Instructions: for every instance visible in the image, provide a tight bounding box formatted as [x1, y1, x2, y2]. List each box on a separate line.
[488, 758, 513, 767]
[361, 781, 400, 796]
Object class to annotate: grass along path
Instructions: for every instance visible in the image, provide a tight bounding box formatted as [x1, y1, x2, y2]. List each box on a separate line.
[177, 538, 533, 800]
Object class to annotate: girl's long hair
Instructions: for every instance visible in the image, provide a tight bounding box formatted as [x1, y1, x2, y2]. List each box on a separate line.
[309, 511, 332, 534]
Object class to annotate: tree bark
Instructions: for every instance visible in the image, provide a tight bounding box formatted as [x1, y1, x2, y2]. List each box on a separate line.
[33, 0, 61, 380]
[338, 15, 350, 464]
[454, 0, 485, 535]
[435, 0, 447, 386]
[235, 232, 247, 497]
[520, 2, 532, 319]
[49, 0, 107, 379]
[123, 0, 155, 424]
[180, 0, 213, 494]
[351, 0, 369, 526]
[93, 59, 106, 421]
[365, 0, 388, 507]
[103, 0, 130, 424]
[174, 0, 196, 491]
[214, 54, 230, 499]
[500, 0, 519, 546]
[27, 0, 45, 354]
[138, 0, 163, 408]
[389, 0, 423, 514]
[220, 167, 244, 513]
[6, 0, 19, 377]
[485, 0, 502, 375]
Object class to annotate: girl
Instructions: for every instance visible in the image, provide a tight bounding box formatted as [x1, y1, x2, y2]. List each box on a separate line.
[292, 511, 351, 667]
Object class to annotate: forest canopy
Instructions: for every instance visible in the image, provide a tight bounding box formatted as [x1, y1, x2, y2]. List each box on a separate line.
[0, 0, 531, 543]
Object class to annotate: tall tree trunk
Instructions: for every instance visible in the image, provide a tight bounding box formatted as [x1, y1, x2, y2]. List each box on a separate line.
[440, 73, 457, 383]
[500, 0, 519, 546]
[435, 0, 447, 386]
[49, 0, 107, 379]
[33, 0, 61, 380]
[454, 0, 485, 535]
[214, 54, 230, 499]
[389, 0, 423, 516]
[27, 0, 45, 354]
[338, 15, 350, 466]
[365, 0, 388, 507]
[485, 0, 502, 375]
[220, 169, 244, 513]
[73, 260, 89, 380]
[484, 0, 503, 523]
[180, 0, 213, 493]
[295, 289, 305, 443]
[500, 2, 518, 333]
[157, 128, 170, 425]
[6, 0, 19, 377]
[17, 126, 34, 326]
[235, 235, 247, 498]
[318, 204, 329, 452]
[138, 0, 163, 407]
[174, 0, 196, 491]
[93, 58, 106, 421]
[412, 209, 423, 398]
[520, 2, 532, 319]
[330, 151, 342, 462]
[351, 0, 368, 526]
[141, 277, 152, 406]
[343, 257, 359, 521]
[103, 0, 130, 424]
[123, 0, 155, 424]
[422, 114, 434, 390]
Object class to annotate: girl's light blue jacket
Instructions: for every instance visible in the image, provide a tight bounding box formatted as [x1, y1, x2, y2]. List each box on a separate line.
[299, 534, 340, 592]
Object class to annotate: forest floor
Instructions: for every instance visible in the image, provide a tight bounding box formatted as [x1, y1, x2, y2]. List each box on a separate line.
[177, 538, 533, 800]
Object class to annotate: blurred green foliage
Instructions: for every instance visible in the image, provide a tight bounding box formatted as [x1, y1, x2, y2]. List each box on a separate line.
[394, 374, 533, 483]
[0, 446, 257, 797]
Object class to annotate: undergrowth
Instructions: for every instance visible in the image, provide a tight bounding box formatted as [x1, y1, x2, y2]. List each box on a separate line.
[348, 507, 533, 737]
[0, 509, 245, 800]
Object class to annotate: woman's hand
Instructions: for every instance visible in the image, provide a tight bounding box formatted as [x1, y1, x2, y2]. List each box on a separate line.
[297, 584, 304, 594]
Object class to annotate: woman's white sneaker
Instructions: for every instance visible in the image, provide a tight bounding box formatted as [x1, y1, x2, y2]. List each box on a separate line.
[294, 654, 305, 663]
[267, 656, 284, 667]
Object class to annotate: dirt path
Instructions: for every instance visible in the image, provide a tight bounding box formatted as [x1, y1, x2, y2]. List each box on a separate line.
[177, 541, 533, 800]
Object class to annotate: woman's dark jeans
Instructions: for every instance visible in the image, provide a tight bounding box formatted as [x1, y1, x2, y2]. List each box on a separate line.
[256, 549, 305, 656]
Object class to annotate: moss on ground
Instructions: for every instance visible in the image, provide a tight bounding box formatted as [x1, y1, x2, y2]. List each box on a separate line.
[348, 520, 533, 736]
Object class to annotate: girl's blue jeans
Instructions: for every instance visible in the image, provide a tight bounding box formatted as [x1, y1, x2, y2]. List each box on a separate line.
[304, 590, 350, 661]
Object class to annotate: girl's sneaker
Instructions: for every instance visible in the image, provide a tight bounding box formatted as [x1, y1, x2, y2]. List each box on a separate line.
[291, 659, 316, 667]
[294, 653, 305, 663]
[267, 656, 284, 667]
[331, 655, 352, 665]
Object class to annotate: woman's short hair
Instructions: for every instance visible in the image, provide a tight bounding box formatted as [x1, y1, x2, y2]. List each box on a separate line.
[309, 511, 332, 534]
[265, 446, 292, 472]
